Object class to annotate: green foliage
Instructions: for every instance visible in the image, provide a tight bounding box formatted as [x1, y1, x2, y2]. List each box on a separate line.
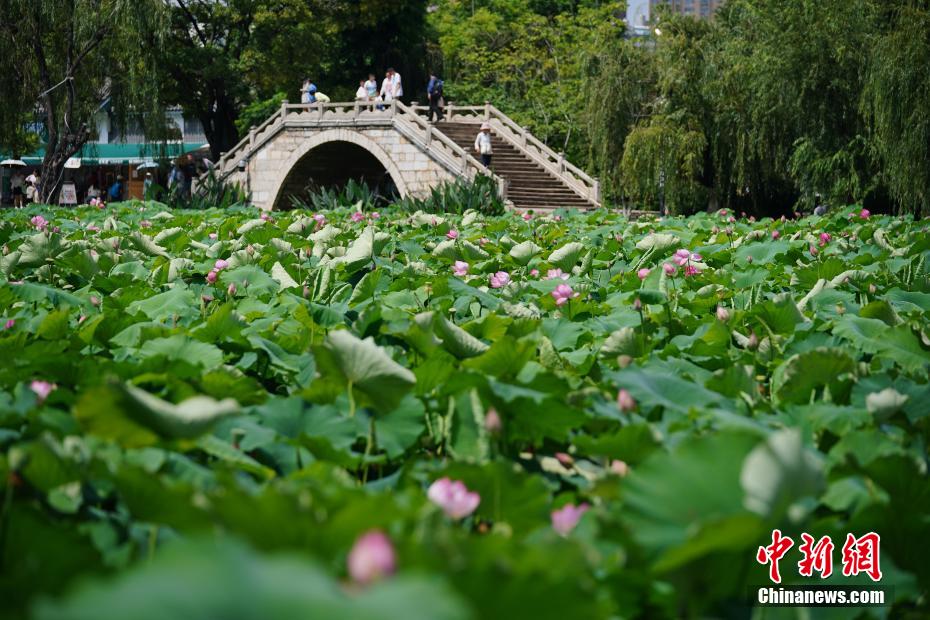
[235, 92, 287, 136]
[862, 3, 930, 217]
[395, 176, 505, 216]
[1, 202, 928, 617]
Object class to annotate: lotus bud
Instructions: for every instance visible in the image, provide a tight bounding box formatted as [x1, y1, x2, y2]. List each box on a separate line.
[716, 306, 730, 322]
[484, 408, 502, 434]
[227, 283, 237, 296]
[747, 331, 759, 350]
[610, 460, 630, 476]
[246, 244, 255, 255]
[617, 354, 633, 368]
[633, 298, 642, 312]
[836, 303, 846, 315]
[868, 283, 877, 294]
[555, 452, 574, 467]
[617, 389, 636, 412]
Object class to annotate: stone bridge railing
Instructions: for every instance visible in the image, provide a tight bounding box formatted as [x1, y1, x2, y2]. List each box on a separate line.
[408, 102, 600, 205]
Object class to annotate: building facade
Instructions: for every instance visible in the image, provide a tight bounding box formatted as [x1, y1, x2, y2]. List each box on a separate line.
[627, 0, 723, 34]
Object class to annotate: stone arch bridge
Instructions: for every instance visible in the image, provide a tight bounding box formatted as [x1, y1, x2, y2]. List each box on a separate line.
[215, 100, 600, 211]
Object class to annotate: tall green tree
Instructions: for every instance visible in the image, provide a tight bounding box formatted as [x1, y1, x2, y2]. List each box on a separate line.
[0, 0, 166, 202]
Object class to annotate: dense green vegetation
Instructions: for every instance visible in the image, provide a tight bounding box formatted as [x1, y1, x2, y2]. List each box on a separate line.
[1, 200, 928, 618]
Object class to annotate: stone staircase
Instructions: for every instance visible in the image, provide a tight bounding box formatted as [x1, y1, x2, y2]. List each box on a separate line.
[435, 121, 595, 211]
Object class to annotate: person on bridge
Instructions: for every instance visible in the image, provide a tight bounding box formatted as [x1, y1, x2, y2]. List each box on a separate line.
[301, 79, 317, 105]
[474, 122, 493, 168]
[365, 74, 378, 99]
[380, 71, 394, 104]
[356, 80, 369, 101]
[390, 68, 403, 102]
[427, 73, 444, 122]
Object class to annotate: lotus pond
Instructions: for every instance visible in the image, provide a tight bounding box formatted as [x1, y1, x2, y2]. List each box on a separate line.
[1, 202, 928, 619]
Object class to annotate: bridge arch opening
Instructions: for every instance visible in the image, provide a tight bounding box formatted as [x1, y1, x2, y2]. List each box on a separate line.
[272, 140, 402, 210]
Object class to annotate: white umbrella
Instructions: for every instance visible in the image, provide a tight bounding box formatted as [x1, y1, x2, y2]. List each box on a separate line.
[136, 161, 159, 170]
[1, 159, 27, 167]
[64, 158, 81, 169]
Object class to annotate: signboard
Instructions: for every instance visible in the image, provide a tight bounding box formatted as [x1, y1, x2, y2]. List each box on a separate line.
[60, 183, 77, 205]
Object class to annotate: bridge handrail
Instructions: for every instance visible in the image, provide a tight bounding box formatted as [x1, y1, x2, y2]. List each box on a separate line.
[393, 101, 509, 201]
[410, 102, 600, 205]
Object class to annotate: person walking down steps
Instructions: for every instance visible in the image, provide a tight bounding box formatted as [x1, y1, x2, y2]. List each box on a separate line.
[474, 122, 493, 168]
[427, 73, 444, 122]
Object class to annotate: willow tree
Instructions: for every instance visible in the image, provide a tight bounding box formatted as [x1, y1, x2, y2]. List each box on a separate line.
[863, 1, 930, 217]
[0, 0, 165, 202]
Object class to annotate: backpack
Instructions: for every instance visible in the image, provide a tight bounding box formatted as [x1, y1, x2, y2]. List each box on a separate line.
[432, 79, 444, 95]
[109, 182, 121, 200]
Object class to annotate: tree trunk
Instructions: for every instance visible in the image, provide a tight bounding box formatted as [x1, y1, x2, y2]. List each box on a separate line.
[200, 88, 240, 162]
[39, 126, 89, 204]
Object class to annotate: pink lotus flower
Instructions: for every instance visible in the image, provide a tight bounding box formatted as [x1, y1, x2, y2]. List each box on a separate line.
[553, 215, 562, 222]
[617, 389, 636, 412]
[446, 229, 459, 240]
[674, 249, 702, 266]
[555, 452, 574, 467]
[30, 380, 56, 404]
[529, 268, 540, 277]
[214, 259, 229, 270]
[819, 232, 832, 246]
[683, 265, 701, 277]
[313, 214, 326, 229]
[206, 270, 218, 284]
[427, 477, 480, 519]
[479, 237, 490, 246]
[347, 530, 396, 585]
[522, 211, 532, 221]
[89, 295, 100, 307]
[810, 245, 819, 256]
[86, 224, 100, 232]
[4, 319, 14, 330]
[260, 212, 271, 222]
[202, 294, 214, 303]
[545, 269, 570, 281]
[551, 503, 589, 536]
[859, 208, 870, 219]
[452, 261, 469, 276]
[370, 211, 381, 220]
[351, 211, 365, 223]
[663, 262, 677, 276]
[637, 268, 651, 280]
[140, 220, 151, 228]
[552, 284, 579, 307]
[771, 230, 780, 240]
[716, 306, 730, 322]
[485, 408, 502, 433]
[227, 283, 237, 296]
[246, 244, 255, 255]
[489, 271, 510, 288]
[209, 232, 218, 239]
[31, 215, 48, 231]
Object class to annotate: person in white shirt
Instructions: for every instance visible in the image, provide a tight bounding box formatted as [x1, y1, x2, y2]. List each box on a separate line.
[389, 67, 403, 101]
[474, 122, 493, 168]
[380, 72, 394, 103]
[10, 172, 25, 208]
[355, 80, 369, 100]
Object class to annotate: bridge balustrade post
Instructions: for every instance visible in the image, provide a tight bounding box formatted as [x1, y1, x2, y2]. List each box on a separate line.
[280, 100, 289, 121]
[593, 178, 601, 203]
[354, 101, 360, 121]
[484, 101, 491, 121]
[558, 152, 566, 174]
[317, 101, 324, 121]
[447, 103, 454, 121]
[521, 127, 529, 149]
[426, 124, 433, 147]
[390, 99, 397, 118]
[249, 126, 257, 149]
